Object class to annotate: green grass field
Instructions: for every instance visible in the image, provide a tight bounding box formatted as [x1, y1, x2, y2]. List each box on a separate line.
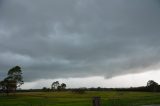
[0, 91, 160, 106]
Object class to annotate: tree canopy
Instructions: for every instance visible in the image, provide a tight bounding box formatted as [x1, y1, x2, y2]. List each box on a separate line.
[51, 81, 66, 91]
[147, 80, 159, 92]
[7, 66, 24, 87]
[0, 66, 24, 94]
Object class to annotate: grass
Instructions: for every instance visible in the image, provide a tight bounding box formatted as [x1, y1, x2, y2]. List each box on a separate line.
[0, 91, 160, 106]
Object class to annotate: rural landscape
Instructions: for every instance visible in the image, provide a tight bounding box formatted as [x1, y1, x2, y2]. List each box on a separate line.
[1, 0, 160, 106]
[0, 66, 160, 106]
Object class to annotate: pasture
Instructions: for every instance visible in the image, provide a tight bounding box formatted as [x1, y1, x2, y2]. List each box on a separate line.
[0, 91, 160, 106]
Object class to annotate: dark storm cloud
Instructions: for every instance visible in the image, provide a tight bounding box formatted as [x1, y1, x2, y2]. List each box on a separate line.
[0, 0, 160, 81]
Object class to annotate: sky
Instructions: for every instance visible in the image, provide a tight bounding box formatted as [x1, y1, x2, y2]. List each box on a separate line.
[0, 0, 160, 89]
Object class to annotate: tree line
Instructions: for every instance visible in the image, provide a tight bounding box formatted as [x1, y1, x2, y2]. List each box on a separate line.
[41, 79, 160, 93]
[42, 81, 67, 92]
[0, 66, 67, 94]
[1, 66, 160, 94]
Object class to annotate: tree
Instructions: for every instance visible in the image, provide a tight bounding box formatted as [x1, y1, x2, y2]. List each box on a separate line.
[51, 81, 67, 91]
[7, 66, 24, 88]
[51, 81, 59, 90]
[61, 83, 66, 90]
[0, 80, 7, 93]
[0, 78, 16, 95]
[57, 85, 62, 91]
[42, 87, 50, 92]
[0, 66, 24, 94]
[3, 79, 16, 95]
[147, 80, 159, 92]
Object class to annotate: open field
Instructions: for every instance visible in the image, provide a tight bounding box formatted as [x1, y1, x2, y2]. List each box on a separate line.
[0, 91, 160, 106]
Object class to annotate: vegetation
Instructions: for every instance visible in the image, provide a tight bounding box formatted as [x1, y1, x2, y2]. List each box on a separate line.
[147, 80, 160, 92]
[1, 66, 160, 106]
[0, 66, 24, 95]
[0, 91, 160, 106]
[72, 88, 86, 94]
[51, 81, 67, 91]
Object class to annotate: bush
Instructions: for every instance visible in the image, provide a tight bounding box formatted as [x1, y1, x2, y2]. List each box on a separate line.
[71, 88, 86, 94]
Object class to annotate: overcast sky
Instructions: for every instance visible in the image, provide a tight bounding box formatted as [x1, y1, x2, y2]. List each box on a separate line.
[0, 0, 160, 89]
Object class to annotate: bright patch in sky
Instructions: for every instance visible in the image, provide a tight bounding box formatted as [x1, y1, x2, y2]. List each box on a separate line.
[21, 70, 160, 89]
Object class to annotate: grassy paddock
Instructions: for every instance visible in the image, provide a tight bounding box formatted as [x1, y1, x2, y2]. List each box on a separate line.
[0, 91, 160, 106]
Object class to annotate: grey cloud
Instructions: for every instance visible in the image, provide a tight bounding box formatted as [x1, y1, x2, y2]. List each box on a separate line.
[0, 0, 160, 81]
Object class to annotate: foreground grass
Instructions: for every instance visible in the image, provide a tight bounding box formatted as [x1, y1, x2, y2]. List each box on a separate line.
[0, 91, 160, 106]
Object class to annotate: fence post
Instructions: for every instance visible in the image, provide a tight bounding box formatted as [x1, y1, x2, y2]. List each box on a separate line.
[92, 97, 101, 106]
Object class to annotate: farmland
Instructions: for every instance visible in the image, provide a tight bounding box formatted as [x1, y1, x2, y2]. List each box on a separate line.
[0, 91, 160, 106]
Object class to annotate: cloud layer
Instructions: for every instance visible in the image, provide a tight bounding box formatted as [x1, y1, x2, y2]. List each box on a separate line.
[0, 0, 160, 81]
